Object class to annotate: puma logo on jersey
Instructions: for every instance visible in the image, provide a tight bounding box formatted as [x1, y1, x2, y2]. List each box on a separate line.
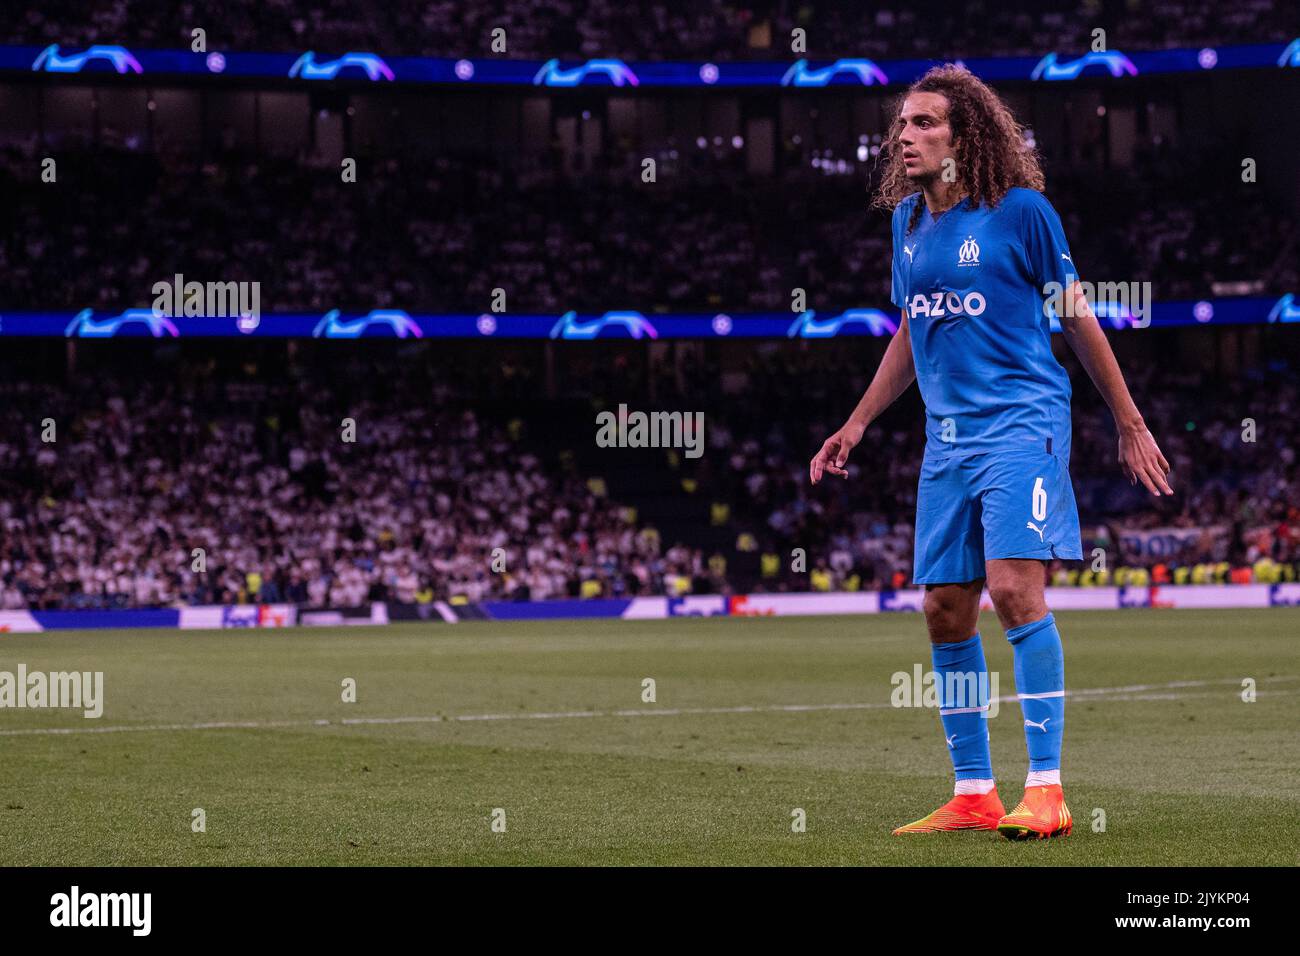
[903, 244, 915, 262]
[1024, 716, 1051, 732]
[945, 733, 958, 748]
[1061, 253, 1072, 263]
[1026, 520, 1045, 542]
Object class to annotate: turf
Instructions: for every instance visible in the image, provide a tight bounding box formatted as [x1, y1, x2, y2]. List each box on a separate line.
[0, 608, 1297, 866]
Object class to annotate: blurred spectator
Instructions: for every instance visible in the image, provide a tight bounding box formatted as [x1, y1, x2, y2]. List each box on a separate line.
[7, 0, 1297, 60]
[1, 347, 1296, 609]
[0, 144, 1292, 315]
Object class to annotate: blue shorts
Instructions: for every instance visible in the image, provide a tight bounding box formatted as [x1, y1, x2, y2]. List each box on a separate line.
[913, 450, 1082, 585]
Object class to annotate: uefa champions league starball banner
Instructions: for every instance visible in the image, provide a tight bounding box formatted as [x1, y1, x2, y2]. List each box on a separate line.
[1, 296, 1295, 340]
[4, 40, 1299, 87]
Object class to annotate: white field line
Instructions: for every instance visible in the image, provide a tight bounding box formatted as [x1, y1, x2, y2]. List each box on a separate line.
[0, 676, 1295, 737]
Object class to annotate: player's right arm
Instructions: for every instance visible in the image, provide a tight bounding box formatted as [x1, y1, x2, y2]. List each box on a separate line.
[809, 310, 915, 483]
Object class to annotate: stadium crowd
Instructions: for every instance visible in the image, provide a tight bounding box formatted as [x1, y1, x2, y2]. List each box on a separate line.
[1, 349, 1296, 610]
[694, 346, 1300, 593]
[0, 144, 1293, 315]
[9, 0, 1296, 60]
[2, 30, 1297, 610]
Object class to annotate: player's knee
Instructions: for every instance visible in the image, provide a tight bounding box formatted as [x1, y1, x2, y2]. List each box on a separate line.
[988, 583, 1040, 628]
[923, 590, 970, 641]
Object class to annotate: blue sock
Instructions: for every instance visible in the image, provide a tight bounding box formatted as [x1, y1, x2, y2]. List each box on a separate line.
[1006, 612, 1065, 773]
[931, 633, 994, 781]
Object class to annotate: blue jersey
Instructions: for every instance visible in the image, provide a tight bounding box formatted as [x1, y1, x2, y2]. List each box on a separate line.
[890, 187, 1076, 460]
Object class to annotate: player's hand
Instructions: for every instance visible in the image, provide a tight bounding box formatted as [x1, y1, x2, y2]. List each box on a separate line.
[810, 422, 864, 484]
[1118, 422, 1173, 497]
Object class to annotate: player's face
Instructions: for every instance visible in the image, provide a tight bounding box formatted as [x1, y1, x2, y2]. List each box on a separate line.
[897, 93, 955, 182]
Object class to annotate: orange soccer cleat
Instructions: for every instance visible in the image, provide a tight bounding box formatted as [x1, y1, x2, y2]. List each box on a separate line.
[996, 784, 1073, 841]
[892, 790, 1006, 834]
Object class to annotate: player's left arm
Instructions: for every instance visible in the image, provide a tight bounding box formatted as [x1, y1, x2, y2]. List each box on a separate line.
[1057, 286, 1174, 497]
[1021, 190, 1173, 497]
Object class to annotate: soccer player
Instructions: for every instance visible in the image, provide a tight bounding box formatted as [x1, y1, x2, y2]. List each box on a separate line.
[809, 65, 1173, 839]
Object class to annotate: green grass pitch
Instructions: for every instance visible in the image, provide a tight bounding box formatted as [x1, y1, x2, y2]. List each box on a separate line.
[1, 608, 1297, 866]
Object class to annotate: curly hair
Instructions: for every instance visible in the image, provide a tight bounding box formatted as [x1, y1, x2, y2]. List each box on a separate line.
[872, 64, 1045, 234]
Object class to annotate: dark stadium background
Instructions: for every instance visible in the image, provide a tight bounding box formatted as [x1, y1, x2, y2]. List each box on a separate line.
[1, 0, 1298, 612]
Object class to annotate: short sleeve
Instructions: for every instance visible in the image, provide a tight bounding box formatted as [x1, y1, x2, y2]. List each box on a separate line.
[1019, 189, 1078, 289]
[889, 199, 910, 310]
